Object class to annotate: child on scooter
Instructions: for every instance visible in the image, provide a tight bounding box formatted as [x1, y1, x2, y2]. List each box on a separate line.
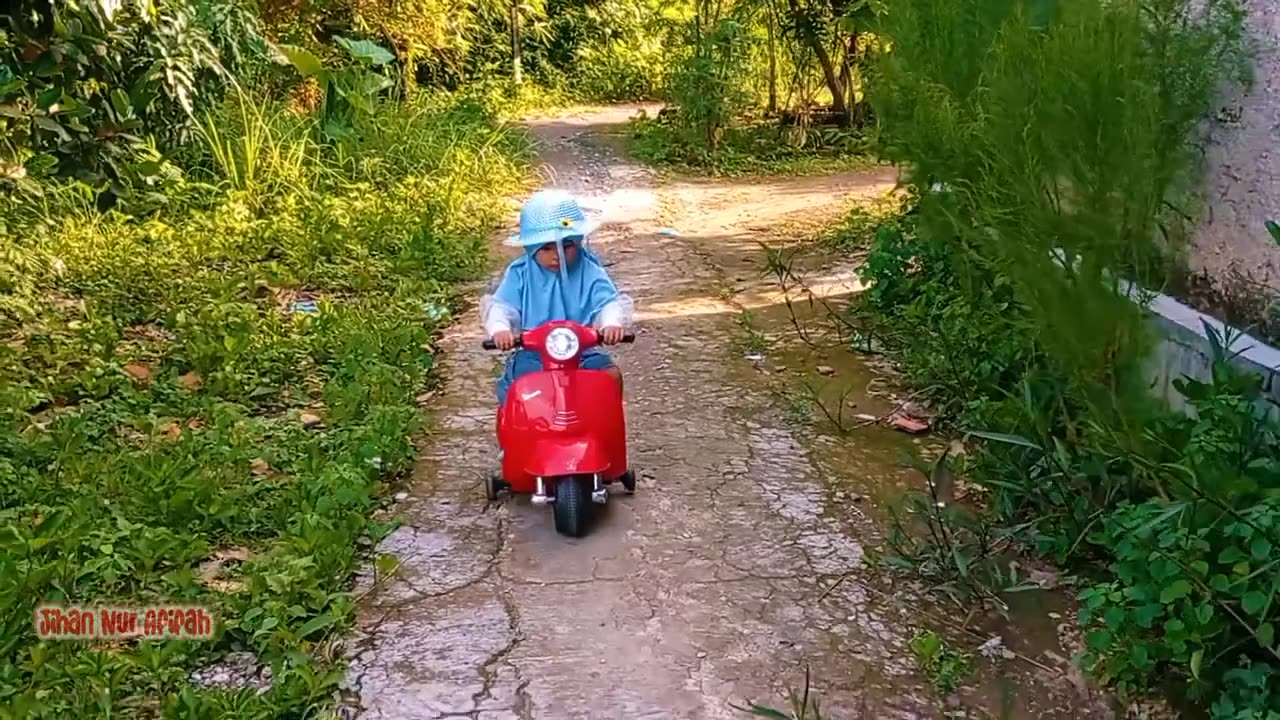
[481, 189, 634, 407]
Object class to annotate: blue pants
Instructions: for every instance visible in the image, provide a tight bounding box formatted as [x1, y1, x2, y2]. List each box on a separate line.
[496, 348, 615, 407]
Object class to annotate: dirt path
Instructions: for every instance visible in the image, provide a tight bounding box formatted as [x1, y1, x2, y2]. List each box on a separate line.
[338, 107, 1108, 720]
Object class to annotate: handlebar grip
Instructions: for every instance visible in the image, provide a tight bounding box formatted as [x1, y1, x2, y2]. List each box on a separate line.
[482, 337, 523, 350]
[483, 333, 631, 349]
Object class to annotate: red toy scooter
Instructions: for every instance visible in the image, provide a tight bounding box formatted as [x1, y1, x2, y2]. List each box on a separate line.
[482, 320, 637, 537]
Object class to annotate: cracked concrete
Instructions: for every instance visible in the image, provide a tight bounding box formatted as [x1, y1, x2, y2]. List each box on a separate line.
[342, 106, 1113, 719]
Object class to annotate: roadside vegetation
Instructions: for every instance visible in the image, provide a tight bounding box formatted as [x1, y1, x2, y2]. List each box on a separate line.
[839, 1, 1279, 717]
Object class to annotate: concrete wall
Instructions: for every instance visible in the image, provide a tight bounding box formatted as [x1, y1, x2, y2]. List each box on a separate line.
[1145, 290, 1280, 420]
[1188, 0, 1280, 296]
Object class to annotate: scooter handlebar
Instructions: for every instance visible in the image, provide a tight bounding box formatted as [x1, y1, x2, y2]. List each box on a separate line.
[482, 337, 521, 351]
[481, 332, 635, 350]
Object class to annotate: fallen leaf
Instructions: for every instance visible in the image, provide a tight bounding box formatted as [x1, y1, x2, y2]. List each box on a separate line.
[1028, 568, 1060, 590]
[249, 458, 271, 476]
[206, 578, 246, 593]
[162, 422, 182, 440]
[215, 546, 252, 562]
[888, 414, 930, 434]
[186, 418, 205, 430]
[415, 391, 437, 404]
[177, 371, 203, 390]
[197, 546, 253, 593]
[299, 412, 323, 427]
[816, 365, 836, 376]
[122, 362, 153, 383]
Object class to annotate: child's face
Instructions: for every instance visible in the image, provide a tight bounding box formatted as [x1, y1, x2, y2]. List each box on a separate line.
[534, 239, 578, 272]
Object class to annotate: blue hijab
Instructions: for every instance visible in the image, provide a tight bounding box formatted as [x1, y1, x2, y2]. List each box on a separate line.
[494, 238, 619, 330]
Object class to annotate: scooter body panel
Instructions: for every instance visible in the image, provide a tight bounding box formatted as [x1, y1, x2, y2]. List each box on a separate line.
[498, 363, 628, 494]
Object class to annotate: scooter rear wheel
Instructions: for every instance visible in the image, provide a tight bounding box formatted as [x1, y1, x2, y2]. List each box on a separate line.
[552, 476, 590, 538]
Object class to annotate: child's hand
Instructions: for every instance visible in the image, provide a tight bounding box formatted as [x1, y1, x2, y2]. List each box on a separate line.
[492, 331, 518, 350]
[600, 326, 627, 345]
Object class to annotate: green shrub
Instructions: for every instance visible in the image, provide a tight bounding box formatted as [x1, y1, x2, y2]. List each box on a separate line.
[0, 0, 266, 189]
[0, 91, 529, 716]
[1212, 657, 1280, 720]
[858, 196, 1280, 715]
[669, 19, 754, 146]
[854, 0, 1268, 711]
[854, 198, 1039, 429]
[1079, 497, 1280, 699]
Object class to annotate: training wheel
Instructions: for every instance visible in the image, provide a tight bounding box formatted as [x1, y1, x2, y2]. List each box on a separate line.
[620, 469, 637, 494]
[484, 473, 504, 502]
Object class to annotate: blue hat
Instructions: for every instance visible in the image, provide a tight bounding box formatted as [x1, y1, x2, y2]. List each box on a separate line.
[506, 189, 601, 248]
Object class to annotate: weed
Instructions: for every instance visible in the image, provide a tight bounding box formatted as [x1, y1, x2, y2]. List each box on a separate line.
[909, 629, 973, 695]
[738, 310, 772, 354]
[778, 388, 816, 426]
[732, 666, 827, 719]
[886, 451, 1042, 610]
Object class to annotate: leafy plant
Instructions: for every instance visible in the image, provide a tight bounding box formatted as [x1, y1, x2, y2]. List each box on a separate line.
[886, 450, 1040, 608]
[1076, 497, 1280, 698]
[1211, 657, 1280, 720]
[276, 36, 399, 137]
[909, 629, 972, 695]
[852, 2, 1265, 714]
[852, 200, 1039, 429]
[0, 0, 258, 191]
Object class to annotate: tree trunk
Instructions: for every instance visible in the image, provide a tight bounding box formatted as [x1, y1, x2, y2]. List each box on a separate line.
[766, 1, 778, 114]
[510, 2, 523, 85]
[841, 31, 860, 126]
[785, 0, 847, 119]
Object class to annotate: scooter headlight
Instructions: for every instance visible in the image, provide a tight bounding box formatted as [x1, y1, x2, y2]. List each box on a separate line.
[545, 327, 581, 361]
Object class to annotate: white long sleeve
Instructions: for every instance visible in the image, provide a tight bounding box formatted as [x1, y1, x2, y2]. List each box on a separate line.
[480, 294, 520, 337]
[594, 294, 635, 329]
[479, 292, 636, 335]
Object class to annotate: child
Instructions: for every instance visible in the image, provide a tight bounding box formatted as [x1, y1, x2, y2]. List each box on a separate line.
[481, 189, 634, 407]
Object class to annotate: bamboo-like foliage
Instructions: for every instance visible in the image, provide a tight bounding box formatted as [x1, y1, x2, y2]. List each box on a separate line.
[870, 0, 1248, 429]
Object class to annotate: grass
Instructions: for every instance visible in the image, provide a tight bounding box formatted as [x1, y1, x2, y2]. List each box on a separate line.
[0, 91, 531, 717]
[737, 309, 772, 354]
[627, 113, 879, 178]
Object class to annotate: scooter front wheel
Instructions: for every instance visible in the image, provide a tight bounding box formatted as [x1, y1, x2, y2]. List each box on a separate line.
[552, 476, 590, 538]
